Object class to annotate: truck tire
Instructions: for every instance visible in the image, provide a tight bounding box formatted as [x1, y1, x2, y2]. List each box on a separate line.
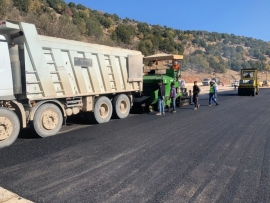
[0, 108, 20, 148]
[31, 103, 63, 138]
[112, 94, 130, 119]
[93, 96, 112, 123]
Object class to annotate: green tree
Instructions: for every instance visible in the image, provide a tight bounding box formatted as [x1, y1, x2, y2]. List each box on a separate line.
[112, 24, 135, 44]
[182, 54, 210, 73]
[13, 0, 30, 12]
[199, 39, 207, 47]
[137, 22, 150, 35]
[86, 18, 103, 38]
[46, 0, 67, 13]
[76, 4, 86, 10]
[99, 16, 112, 28]
[138, 40, 155, 56]
[230, 59, 241, 71]
[68, 2, 76, 8]
[236, 46, 244, 52]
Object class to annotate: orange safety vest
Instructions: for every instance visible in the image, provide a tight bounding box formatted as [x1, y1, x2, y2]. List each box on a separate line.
[172, 64, 179, 71]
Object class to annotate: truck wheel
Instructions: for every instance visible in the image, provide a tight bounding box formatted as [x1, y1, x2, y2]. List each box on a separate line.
[93, 96, 112, 123]
[32, 103, 63, 138]
[0, 108, 20, 148]
[113, 94, 130, 119]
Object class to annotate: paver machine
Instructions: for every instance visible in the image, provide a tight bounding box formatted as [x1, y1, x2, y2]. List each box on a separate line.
[238, 69, 259, 96]
[133, 54, 191, 112]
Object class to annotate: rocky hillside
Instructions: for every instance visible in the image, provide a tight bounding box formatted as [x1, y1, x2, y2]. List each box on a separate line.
[1, 0, 270, 75]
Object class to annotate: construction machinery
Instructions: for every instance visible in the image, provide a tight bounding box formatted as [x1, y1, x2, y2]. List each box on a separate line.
[133, 54, 191, 112]
[0, 20, 143, 148]
[238, 69, 259, 96]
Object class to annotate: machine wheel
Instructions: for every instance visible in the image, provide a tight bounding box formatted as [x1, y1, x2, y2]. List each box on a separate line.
[251, 88, 255, 96]
[176, 97, 181, 107]
[93, 96, 112, 123]
[112, 94, 130, 119]
[0, 108, 20, 148]
[32, 103, 63, 138]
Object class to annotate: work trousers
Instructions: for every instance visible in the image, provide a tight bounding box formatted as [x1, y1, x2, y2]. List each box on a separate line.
[209, 93, 218, 105]
[158, 96, 164, 113]
[193, 94, 199, 107]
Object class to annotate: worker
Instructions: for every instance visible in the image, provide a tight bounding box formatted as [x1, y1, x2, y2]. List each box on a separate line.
[171, 60, 179, 71]
[169, 82, 177, 113]
[209, 81, 219, 106]
[179, 78, 186, 93]
[193, 81, 201, 110]
[156, 80, 165, 115]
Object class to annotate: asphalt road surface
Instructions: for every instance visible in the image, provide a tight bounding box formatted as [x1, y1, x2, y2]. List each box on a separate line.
[1, 89, 270, 203]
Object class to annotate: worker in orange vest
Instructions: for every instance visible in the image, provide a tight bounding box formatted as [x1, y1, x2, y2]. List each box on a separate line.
[171, 61, 179, 71]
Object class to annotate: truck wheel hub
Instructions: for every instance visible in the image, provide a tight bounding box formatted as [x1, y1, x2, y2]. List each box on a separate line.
[99, 103, 109, 118]
[41, 110, 58, 130]
[120, 100, 127, 113]
[0, 117, 13, 141]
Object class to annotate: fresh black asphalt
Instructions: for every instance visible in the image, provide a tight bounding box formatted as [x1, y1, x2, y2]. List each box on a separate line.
[0, 89, 270, 203]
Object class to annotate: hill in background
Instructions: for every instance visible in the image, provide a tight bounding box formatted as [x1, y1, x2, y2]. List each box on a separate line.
[1, 0, 270, 80]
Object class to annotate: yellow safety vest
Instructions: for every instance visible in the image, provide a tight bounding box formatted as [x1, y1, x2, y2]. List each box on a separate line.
[210, 85, 214, 93]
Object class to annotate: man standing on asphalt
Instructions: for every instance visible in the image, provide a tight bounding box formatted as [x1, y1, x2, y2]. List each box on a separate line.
[209, 81, 219, 106]
[156, 80, 165, 115]
[169, 82, 176, 113]
[193, 81, 201, 110]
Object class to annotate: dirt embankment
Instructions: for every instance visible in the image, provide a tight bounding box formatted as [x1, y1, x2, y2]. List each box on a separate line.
[144, 60, 241, 85]
[180, 69, 240, 85]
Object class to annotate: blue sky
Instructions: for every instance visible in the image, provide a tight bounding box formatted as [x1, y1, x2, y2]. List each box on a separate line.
[65, 0, 270, 42]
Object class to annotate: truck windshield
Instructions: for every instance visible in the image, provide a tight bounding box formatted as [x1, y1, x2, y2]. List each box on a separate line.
[243, 72, 254, 78]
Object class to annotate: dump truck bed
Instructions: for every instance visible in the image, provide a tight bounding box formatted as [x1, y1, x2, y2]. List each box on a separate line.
[1, 20, 143, 100]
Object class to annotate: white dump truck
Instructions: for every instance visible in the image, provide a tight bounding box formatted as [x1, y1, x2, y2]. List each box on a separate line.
[0, 20, 143, 148]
